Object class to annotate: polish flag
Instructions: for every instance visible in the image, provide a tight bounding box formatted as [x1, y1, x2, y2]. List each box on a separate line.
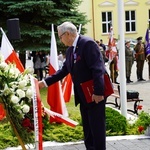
[44, 107, 78, 128]
[105, 23, 119, 70]
[0, 27, 24, 73]
[106, 24, 117, 61]
[0, 28, 24, 120]
[47, 24, 68, 123]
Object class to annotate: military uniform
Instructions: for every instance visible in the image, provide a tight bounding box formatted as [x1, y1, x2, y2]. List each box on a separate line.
[109, 55, 119, 83]
[134, 37, 146, 81]
[125, 41, 134, 83]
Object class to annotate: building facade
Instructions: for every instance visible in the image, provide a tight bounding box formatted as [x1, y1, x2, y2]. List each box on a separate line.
[78, 0, 150, 44]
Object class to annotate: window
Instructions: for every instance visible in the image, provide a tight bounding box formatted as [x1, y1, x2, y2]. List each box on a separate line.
[101, 12, 112, 34]
[125, 10, 136, 32]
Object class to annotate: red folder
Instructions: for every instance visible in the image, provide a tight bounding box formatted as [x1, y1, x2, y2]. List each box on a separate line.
[80, 73, 114, 103]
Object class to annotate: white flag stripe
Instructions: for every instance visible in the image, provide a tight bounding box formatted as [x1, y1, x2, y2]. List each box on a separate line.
[0, 28, 14, 59]
[50, 24, 59, 70]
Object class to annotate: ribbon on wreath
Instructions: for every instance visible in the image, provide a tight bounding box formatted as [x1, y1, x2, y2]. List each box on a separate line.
[30, 76, 43, 150]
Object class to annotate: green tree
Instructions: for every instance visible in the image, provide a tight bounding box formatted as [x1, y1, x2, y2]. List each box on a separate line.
[0, 0, 89, 66]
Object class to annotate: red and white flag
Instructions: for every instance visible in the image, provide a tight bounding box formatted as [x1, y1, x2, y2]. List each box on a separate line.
[0, 28, 24, 73]
[44, 107, 78, 128]
[47, 24, 68, 123]
[0, 28, 24, 120]
[106, 24, 117, 62]
[105, 24, 119, 71]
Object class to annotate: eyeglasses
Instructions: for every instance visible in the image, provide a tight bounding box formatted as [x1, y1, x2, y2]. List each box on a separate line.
[59, 32, 66, 39]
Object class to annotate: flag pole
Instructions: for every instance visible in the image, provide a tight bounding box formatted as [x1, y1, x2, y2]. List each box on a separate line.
[117, 0, 127, 118]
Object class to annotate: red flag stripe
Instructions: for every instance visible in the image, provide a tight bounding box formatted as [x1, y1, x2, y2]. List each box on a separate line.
[62, 74, 72, 102]
[5, 50, 24, 72]
[0, 104, 6, 120]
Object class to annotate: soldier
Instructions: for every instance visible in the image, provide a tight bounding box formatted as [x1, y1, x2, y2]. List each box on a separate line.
[134, 37, 146, 81]
[125, 40, 134, 83]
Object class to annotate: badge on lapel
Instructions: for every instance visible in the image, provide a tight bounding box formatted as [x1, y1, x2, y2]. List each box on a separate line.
[73, 53, 81, 64]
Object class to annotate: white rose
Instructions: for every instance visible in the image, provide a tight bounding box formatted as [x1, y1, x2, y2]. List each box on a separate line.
[18, 80, 27, 89]
[0, 62, 8, 69]
[25, 67, 34, 74]
[0, 54, 5, 63]
[26, 88, 33, 98]
[3, 65, 10, 73]
[9, 68, 15, 76]
[3, 87, 11, 96]
[13, 68, 20, 77]
[22, 104, 30, 113]
[16, 89, 25, 98]
[11, 95, 19, 104]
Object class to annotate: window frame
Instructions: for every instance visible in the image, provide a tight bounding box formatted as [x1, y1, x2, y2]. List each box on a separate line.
[101, 11, 112, 34]
[125, 10, 136, 33]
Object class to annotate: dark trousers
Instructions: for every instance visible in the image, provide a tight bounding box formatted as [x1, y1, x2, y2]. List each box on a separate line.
[136, 60, 144, 80]
[80, 100, 106, 150]
[34, 68, 43, 80]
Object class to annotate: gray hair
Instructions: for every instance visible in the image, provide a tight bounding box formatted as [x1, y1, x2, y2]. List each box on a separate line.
[57, 22, 77, 34]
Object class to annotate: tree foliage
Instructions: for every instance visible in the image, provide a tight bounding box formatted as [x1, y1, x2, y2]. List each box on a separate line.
[0, 0, 89, 53]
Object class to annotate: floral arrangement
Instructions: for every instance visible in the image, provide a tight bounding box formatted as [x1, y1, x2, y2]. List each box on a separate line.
[0, 54, 48, 146]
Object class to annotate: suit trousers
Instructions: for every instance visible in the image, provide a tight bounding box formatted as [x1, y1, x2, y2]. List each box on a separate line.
[80, 100, 106, 150]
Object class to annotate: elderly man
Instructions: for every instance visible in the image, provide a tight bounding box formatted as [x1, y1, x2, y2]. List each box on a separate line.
[39, 22, 106, 150]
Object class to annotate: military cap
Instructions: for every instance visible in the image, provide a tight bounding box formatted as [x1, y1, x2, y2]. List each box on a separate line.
[136, 36, 142, 41]
[125, 40, 130, 45]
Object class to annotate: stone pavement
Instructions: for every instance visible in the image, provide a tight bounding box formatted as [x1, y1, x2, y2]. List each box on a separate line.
[42, 135, 150, 150]
[5, 135, 150, 150]
[6, 59, 149, 150]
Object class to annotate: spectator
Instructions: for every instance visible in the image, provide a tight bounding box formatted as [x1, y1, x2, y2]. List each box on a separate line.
[33, 51, 44, 80]
[58, 51, 64, 69]
[95, 40, 106, 63]
[100, 39, 106, 51]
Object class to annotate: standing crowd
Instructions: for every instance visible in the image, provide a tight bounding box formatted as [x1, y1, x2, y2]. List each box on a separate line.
[29, 35, 147, 84]
[96, 36, 147, 84]
[30, 51, 64, 80]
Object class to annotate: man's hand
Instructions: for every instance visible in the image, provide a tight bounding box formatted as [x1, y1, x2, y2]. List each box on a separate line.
[92, 94, 104, 104]
[38, 81, 45, 89]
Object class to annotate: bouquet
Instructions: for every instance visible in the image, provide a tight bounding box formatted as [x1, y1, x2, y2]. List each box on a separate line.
[0, 54, 47, 146]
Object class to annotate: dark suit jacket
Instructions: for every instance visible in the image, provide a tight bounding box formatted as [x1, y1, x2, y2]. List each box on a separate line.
[45, 35, 106, 106]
